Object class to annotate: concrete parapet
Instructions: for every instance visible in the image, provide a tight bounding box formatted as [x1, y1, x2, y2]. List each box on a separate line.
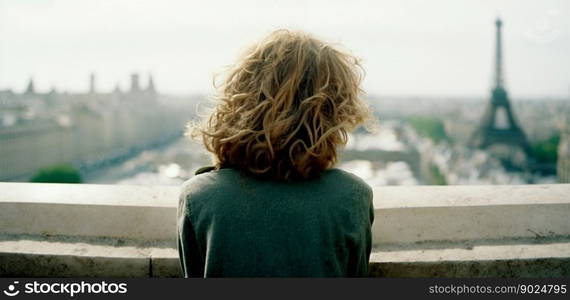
[0, 182, 569, 277]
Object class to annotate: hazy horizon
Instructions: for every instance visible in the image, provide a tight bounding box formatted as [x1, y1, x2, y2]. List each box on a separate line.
[1, 0, 570, 99]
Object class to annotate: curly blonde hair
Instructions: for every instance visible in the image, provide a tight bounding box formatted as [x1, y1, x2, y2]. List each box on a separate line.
[188, 29, 372, 180]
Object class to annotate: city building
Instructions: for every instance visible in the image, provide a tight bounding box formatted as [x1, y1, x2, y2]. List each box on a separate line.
[0, 73, 190, 181]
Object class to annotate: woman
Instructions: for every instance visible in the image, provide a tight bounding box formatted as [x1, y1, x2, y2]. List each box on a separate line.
[178, 29, 375, 277]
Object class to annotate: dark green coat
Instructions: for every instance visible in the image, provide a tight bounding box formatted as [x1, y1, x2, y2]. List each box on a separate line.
[177, 167, 374, 277]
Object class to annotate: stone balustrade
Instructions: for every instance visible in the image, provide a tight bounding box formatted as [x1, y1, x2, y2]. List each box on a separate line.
[0, 182, 569, 277]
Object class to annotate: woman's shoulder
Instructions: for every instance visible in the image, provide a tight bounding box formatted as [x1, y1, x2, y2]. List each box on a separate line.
[323, 168, 373, 195]
[181, 167, 239, 195]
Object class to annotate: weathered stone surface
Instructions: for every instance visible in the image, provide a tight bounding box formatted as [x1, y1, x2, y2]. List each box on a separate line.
[372, 184, 570, 245]
[369, 258, 570, 278]
[151, 256, 182, 278]
[0, 235, 173, 277]
[0, 252, 149, 277]
[1, 236, 569, 277]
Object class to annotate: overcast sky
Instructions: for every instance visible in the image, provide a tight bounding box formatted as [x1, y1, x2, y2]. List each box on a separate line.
[1, 0, 569, 98]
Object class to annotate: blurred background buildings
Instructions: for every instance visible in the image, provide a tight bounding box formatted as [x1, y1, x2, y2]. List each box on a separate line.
[0, 73, 194, 181]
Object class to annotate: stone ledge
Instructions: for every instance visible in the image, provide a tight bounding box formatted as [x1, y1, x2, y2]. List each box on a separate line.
[1, 235, 568, 277]
[2, 183, 569, 246]
[1, 183, 569, 277]
[370, 238, 570, 277]
[369, 258, 570, 278]
[0, 252, 151, 277]
[372, 238, 570, 262]
[0, 235, 179, 277]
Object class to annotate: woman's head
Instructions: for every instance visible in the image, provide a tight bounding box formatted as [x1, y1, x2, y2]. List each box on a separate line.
[189, 29, 372, 180]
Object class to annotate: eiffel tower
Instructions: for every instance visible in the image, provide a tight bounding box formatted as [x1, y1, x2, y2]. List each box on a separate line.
[470, 18, 531, 156]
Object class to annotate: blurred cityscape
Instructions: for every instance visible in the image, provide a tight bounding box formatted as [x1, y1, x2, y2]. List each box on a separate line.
[0, 73, 197, 184]
[1, 78, 568, 187]
[1, 17, 569, 188]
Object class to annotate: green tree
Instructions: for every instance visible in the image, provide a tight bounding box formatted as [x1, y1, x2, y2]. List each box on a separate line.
[30, 164, 82, 183]
[429, 165, 447, 185]
[407, 116, 451, 143]
[531, 134, 560, 164]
